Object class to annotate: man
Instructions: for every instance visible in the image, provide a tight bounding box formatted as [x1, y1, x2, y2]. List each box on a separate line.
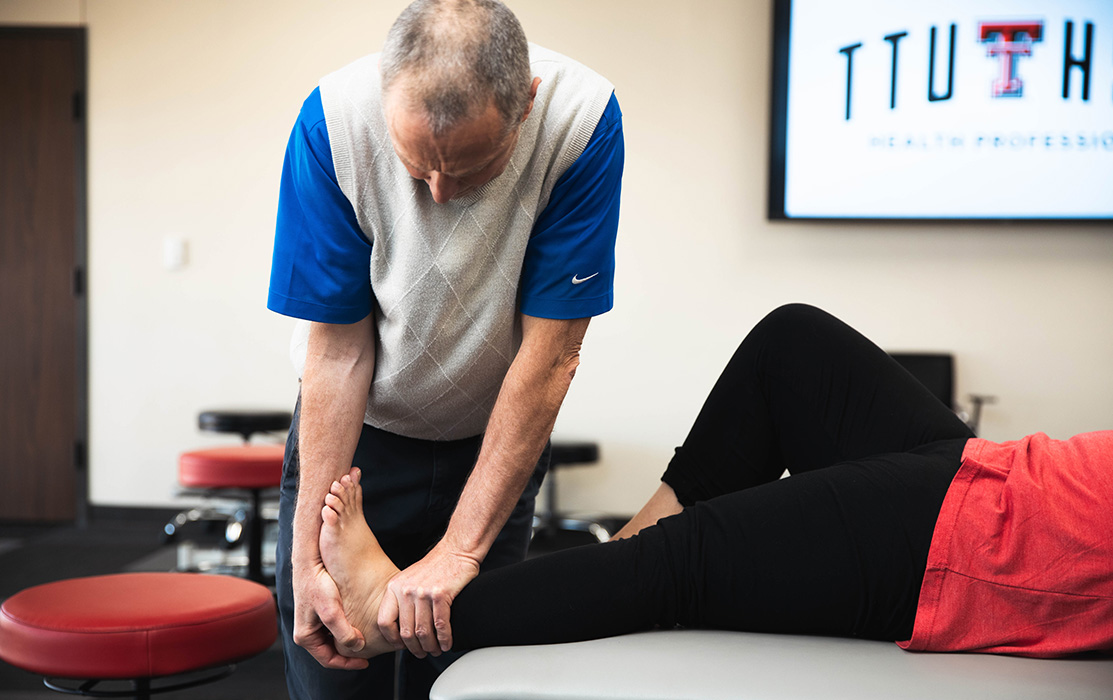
[267, 0, 624, 697]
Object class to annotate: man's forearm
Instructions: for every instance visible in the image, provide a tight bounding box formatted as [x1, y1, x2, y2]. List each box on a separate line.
[442, 316, 591, 562]
[375, 316, 590, 657]
[292, 318, 376, 568]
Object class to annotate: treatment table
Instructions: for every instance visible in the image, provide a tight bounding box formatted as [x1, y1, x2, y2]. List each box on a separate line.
[429, 630, 1113, 700]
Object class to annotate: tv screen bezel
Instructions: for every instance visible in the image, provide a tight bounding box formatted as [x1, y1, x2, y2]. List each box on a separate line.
[767, 0, 1113, 224]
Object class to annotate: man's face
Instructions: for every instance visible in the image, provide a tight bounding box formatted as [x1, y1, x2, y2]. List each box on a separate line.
[386, 95, 521, 204]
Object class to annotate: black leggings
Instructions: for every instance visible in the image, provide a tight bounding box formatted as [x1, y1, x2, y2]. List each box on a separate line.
[449, 304, 975, 649]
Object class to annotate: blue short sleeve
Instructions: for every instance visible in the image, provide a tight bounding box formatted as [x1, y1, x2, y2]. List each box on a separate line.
[519, 92, 624, 320]
[268, 88, 372, 324]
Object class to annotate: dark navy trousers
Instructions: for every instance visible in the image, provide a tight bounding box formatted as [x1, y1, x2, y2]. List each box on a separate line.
[276, 406, 548, 700]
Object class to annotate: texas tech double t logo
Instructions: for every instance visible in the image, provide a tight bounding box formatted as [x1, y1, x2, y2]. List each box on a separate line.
[978, 22, 1043, 98]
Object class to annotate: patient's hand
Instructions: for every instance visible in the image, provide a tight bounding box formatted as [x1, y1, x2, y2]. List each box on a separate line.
[319, 467, 403, 659]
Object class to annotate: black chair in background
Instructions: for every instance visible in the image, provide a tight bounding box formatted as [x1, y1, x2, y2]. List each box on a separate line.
[888, 352, 996, 435]
[530, 441, 630, 553]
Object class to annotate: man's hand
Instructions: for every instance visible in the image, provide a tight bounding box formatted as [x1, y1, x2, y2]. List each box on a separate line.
[291, 316, 377, 669]
[293, 561, 370, 670]
[373, 315, 590, 659]
[377, 542, 481, 657]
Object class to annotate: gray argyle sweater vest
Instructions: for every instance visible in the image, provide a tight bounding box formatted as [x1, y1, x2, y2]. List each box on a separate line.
[318, 45, 613, 440]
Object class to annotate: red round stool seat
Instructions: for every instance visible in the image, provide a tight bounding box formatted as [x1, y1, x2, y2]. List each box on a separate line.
[175, 444, 285, 583]
[178, 444, 285, 489]
[0, 572, 276, 680]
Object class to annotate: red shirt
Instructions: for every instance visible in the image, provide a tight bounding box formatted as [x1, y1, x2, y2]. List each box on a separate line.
[900, 431, 1113, 657]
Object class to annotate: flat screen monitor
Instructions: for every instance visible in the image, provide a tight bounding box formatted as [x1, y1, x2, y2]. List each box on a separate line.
[769, 0, 1113, 220]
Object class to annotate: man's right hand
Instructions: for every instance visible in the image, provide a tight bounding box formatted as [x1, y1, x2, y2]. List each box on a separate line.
[292, 560, 369, 670]
[291, 317, 378, 669]
[291, 316, 378, 667]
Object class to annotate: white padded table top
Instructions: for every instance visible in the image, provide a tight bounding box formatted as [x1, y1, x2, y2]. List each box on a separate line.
[430, 630, 1113, 700]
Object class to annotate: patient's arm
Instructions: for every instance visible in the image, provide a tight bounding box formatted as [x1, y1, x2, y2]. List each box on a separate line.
[318, 467, 402, 660]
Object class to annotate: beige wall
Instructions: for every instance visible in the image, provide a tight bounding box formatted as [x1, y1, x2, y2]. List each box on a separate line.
[0, 0, 81, 24]
[3, 0, 1112, 512]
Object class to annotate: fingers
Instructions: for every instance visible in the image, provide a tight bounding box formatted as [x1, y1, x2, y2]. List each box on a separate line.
[381, 583, 451, 657]
[412, 593, 441, 656]
[293, 615, 369, 670]
[410, 589, 453, 655]
[376, 549, 473, 657]
[292, 568, 369, 669]
[433, 596, 453, 653]
[302, 634, 370, 670]
[377, 588, 405, 651]
[396, 587, 424, 657]
[319, 599, 367, 655]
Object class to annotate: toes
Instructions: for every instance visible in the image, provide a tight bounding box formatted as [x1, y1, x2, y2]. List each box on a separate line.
[346, 468, 363, 503]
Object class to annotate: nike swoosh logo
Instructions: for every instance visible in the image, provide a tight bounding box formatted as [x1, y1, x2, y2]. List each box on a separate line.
[571, 272, 600, 285]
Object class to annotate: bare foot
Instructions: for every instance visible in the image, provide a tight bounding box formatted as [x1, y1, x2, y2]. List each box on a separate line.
[611, 482, 684, 540]
[320, 467, 400, 658]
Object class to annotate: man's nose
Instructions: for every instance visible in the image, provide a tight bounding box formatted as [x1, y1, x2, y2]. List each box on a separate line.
[427, 172, 460, 204]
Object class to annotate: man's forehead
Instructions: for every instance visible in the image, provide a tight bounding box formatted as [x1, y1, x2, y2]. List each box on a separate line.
[387, 99, 510, 173]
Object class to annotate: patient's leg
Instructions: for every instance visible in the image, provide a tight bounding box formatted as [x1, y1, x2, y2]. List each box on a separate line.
[450, 440, 962, 650]
[319, 467, 400, 658]
[660, 304, 973, 506]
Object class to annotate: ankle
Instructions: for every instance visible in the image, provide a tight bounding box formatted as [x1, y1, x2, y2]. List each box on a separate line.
[614, 482, 683, 539]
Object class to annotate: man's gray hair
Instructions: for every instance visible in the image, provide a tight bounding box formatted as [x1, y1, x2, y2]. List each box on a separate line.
[380, 0, 532, 136]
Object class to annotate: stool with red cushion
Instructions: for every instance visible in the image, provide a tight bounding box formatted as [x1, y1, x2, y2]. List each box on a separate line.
[163, 410, 290, 584]
[175, 444, 285, 583]
[0, 572, 277, 699]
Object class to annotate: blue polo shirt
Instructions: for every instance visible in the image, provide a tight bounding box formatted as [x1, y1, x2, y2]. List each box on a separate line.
[269, 88, 623, 323]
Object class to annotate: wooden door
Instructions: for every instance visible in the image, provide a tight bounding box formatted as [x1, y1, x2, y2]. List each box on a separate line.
[0, 28, 86, 521]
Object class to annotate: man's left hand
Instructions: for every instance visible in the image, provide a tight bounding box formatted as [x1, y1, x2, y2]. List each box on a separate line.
[377, 542, 480, 657]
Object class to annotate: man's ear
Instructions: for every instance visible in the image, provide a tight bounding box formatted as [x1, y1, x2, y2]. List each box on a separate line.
[520, 77, 542, 122]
